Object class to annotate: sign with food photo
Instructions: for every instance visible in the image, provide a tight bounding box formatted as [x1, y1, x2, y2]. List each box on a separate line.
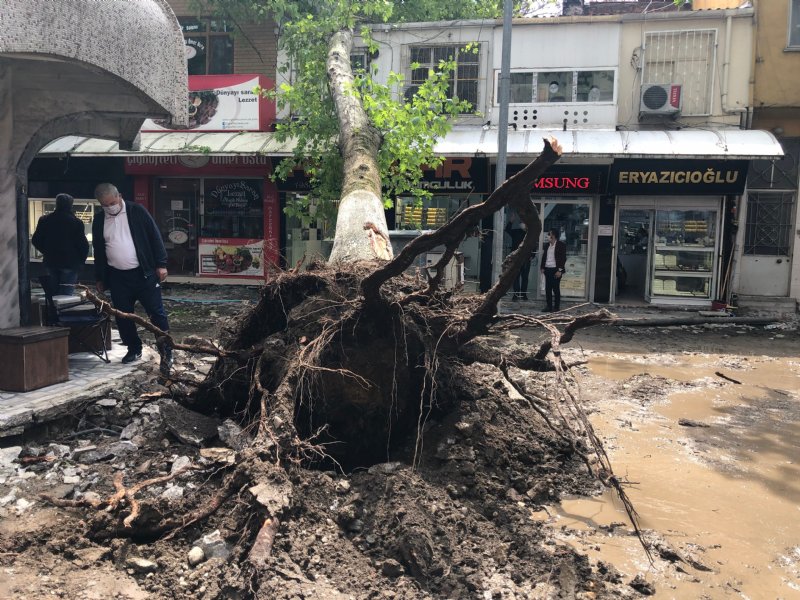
[198, 238, 264, 277]
[142, 74, 274, 132]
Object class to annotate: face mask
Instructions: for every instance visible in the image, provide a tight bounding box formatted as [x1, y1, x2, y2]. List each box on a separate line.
[103, 203, 122, 216]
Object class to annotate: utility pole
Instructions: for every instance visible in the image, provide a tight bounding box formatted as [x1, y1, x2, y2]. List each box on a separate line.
[491, 0, 513, 285]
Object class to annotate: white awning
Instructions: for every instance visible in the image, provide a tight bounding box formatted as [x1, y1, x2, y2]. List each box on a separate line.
[38, 132, 296, 157]
[435, 128, 784, 159]
[38, 128, 783, 160]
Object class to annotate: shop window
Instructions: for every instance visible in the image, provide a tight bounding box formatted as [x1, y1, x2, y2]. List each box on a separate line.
[395, 197, 456, 230]
[652, 209, 716, 299]
[29, 198, 98, 262]
[179, 17, 234, 75]
[408, 44, 480, 111]
[643, 29, 716, 116]
[497, 69, 615, 104]
[744, 192, 794, 256]
[540, 201, 591, 298]
[201, 179, 264, 239]
[790, 0, 800, 48]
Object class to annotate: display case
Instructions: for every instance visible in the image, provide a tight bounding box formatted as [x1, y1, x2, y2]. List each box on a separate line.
[651, 209, 717, 299]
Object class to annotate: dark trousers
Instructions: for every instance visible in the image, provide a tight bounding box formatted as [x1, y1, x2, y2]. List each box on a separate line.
[107, 267, 169, 352]
[509, 229, 530, 298]
[543, 267, 561, 310]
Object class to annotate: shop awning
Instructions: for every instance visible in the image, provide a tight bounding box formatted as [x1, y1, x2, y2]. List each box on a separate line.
[436, 128, 784, 159]
[38, 132, 296, 157]
[38, 128, 784, 160]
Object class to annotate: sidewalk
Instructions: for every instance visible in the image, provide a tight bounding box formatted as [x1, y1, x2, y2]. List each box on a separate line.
[0, 338, 158, 439]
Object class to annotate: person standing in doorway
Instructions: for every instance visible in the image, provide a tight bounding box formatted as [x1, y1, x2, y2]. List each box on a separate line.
[540, 228, 567, 312]
[32, 193, 90, 302]
[92, 183, 172, 374]
[506, 209, 531, 300]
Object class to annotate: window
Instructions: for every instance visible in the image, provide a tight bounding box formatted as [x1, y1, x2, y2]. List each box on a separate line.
[790, 0, 800, 48]
[744, 192, 794, 256]
[350, 50, 369, 71]
[201, 179, 264, 239]
[179, 17, 234, 75]
[497, 70, 615, 104]
[643, 29, 716, 116]
[408, 45, 480, 111]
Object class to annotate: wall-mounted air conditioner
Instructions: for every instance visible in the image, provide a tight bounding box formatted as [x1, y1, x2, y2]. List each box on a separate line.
[639, 84, 682, 117]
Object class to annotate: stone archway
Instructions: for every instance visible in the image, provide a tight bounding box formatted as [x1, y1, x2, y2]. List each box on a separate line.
[0, 0, 188, 327]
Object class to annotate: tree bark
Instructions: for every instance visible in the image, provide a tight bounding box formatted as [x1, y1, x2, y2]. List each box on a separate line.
[326, 29, 393, 264]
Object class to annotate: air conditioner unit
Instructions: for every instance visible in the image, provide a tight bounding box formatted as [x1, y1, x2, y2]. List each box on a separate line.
[639, 84, 682, 116]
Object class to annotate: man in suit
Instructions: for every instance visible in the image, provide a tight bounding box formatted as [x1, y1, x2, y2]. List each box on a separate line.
[539, 228, 567, 312]
[92, 183, 172, 375]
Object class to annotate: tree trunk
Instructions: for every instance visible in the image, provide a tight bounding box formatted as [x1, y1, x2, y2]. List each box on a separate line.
[326, 29, 393, 264]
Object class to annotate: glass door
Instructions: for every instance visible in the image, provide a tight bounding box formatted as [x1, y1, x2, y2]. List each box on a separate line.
[615, 209, 653, 304]
[154, 178, 200, 276]
[534, 199, 592, 300]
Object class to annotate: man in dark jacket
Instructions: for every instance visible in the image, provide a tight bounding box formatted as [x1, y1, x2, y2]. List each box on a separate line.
[32, 193, 89, 301]
[92, 183, 172, 374]
[539, 228, 567, 312]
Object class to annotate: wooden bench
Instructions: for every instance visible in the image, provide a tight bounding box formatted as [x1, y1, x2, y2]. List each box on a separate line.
[0, 326, 70, 392]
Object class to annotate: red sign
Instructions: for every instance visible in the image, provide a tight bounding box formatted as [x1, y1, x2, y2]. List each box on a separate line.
[142, 74, 275, 132]
[124, 155, 272, 176]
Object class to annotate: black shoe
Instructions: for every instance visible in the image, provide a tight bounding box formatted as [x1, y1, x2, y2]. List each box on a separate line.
[521, 294, 529, 301]
[159, 347, 173, 377]
[541, 306, 553, 313]
[511, 294, 519, 301]
[121, 349, 142, 364]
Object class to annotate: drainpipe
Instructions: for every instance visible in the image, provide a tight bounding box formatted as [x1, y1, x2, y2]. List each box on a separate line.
[721, 13, 748, 118]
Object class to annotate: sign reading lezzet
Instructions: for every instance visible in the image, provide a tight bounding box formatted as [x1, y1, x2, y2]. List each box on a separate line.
[142, 74, 274, 132]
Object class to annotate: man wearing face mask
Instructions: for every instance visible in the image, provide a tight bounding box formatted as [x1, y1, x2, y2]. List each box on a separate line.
[92, 183, 172, 374]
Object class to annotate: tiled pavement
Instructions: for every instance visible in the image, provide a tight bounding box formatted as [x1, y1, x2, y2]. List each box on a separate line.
[0, 337, 158, 438]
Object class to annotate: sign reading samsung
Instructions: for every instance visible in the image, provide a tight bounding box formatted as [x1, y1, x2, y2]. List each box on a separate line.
[502, 165, 608, 195]
[610, 159, 749, 195]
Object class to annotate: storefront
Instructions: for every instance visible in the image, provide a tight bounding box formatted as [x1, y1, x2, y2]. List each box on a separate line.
[125, 155, 279, 279]
[609, 159, 749, 306]
[502, 164, 608, 302]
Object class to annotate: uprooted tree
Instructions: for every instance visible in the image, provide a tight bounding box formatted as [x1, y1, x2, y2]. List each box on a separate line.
[51, 0, 652, 581]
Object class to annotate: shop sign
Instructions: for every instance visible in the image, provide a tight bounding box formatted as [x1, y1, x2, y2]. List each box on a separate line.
[198, 238, 264, 278]
[502, 165, 608, 195]
[125, 154, 272, 176]
[420, 158, 489, 194]
[609, 160, 749, 195]
[142, 74, 275, 132]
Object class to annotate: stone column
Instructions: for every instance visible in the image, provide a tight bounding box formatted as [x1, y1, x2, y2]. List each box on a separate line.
[0, 63, 20, 329]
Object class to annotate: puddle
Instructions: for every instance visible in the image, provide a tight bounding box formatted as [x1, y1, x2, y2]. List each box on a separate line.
[548, 352, 800, 598]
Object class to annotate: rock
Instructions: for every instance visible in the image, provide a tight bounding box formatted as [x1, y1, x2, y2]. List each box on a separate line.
[107, 441, 138, 456]
[160, 484, 184, 501]
[347, 519, 364, 533]
[381, 559, 404, 578]
[71, 446, 97, 458]
[0, 489, 18, 506]
[187, 546, 205, 567]
[196, 530, 231, 560]
[95, 398, 117, 408]
[63, 475, 81, 485]
[629, 574, 655, 595]
[15, 497, 34, 514]
[249, 481, 292, 515]
[0, 447, 22, 469]
[678, 419, 710, 428]
[79, 449, 114, 464]
[170, 456, 192, 475]
[120, 421, 143, 440]
[19, 446, 43, 458]
[161, 401, 219, 447]
[125, 557, 158, 573]
[199, 447, 236, 465]
[82, 491, 102, 504]
[217, 420, 249, 450]
[46, 444, 70, 458]
[367, 462, 404, 475]
[335, 480, 351, 494]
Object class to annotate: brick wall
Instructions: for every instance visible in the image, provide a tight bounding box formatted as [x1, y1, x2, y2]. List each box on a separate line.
[165, 0, 277, 79]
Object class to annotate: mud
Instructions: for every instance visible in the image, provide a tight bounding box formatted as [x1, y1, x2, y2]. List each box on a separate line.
[1, 297, 798, 599]
[521, 324, 800, 599]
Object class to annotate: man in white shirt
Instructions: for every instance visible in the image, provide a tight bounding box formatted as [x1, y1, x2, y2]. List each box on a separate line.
[92, 183, 172, 375]
[539, 228, 567, 312]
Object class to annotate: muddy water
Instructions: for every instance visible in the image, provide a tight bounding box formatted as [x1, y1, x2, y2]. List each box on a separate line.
[546, 351, 800, 599]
